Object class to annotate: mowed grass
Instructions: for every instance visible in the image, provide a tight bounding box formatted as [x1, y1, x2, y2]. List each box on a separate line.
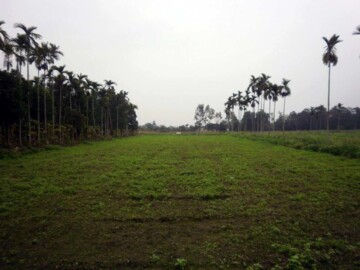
[0, 134, 359, 269]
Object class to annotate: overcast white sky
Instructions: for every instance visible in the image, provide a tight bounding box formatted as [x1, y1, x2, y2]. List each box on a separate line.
[2, 0, 360, 126]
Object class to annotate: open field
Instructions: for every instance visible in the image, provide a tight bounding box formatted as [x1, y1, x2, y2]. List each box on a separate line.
[0, 134, 359, 269]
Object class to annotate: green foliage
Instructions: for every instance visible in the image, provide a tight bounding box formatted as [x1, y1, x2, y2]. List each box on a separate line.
[0, 134, 359, 268]
[149, 253, 160, 264]
[174, 258, 187, 269]
[242, 131, 360, 158]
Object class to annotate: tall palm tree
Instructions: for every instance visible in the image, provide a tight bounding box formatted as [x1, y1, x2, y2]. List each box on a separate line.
[322, 34, 342, 131]
[248, 94, 258, 132]
[90, 81, 101, 127]
[14, 23, 42, 144]
[271, 84, 280, 131]
[12, 34, 27, 75]
[2, 40, 14, 71]
[265, 83, 276, 131]
[64, 71, 78, 110]
[280, 79, 291, 132]
[0, 21, 9, 55]
[257, 73, 271, 132]
[335, 103, 344, 130]
[53, 65, 66, 143]
[45, 44, 63, 142]
[48, 66, 56, 134]
[236, 91, 246, 131]
[248, 75, 260, 131]
[30, 45, 45, 143]
[225, 96, 236, 131]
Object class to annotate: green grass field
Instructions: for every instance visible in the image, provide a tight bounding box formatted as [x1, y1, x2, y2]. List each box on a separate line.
[1, 134, 359, 269]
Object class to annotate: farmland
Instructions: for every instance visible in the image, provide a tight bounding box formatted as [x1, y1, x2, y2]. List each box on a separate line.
[0, 133, 359, 269]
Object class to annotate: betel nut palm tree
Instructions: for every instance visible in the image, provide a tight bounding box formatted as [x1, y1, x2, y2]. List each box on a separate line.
[280, 79, 291, 132]
[322, 34, 342, 131]
[14, 23, 42, 144]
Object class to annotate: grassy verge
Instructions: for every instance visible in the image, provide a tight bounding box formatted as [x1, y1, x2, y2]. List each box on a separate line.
[0, 134, 359, 269]
[241, 130, 360, 158]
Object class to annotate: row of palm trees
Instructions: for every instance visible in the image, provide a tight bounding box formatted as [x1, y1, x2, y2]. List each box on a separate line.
[224, 26, 359, 133]
[0, 21, 138, 147]
[224, 74, 291, 132]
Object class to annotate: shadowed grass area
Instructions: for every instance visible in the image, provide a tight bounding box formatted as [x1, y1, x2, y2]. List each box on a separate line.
[0, 134, 359, 269]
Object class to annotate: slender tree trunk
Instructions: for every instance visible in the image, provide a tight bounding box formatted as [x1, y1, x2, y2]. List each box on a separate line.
[255, 100, 260, 131]
[59, 86, 62, 143]
[27, 59, 31, 145]
[116, 106, 119, 136]
[86, 96, 89, 138]
[37, 69, 41, 144]
[327, 63, 331, 131]
[259, 95, 263, 132]
[69, 90, 72, 110]
[43, 70, 48, 144]
[101, 107, 103, 135]
[268, 99, 271, 132]
[19, 119, 22, 146]
[282, 97, 286, 133]
[52, 80, 55, 138]
[337, 113, 340, 130]
[92, 95, 95, 127]
[252, 108, 255, 132]
[273, 101, 276, 131]
[108, 107, 112, 135]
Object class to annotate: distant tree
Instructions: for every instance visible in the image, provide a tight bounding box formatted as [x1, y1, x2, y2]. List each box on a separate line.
[0, 21, 9, 53]
[322, 34, 342, 131]
[2, 40, 14, 71]
[280, 79, 291, 132]
[53, 65, 67, 142]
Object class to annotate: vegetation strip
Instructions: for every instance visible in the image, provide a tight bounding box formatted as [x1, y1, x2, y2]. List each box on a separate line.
[0, 134, 359, 269]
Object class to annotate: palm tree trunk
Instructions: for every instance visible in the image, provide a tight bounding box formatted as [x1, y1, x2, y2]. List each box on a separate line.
[259, 95, 263, 132]
[273, 101, 276, 131]
[256, 99, 261, 131]
[268, 99, 271, 132]
[327, 64, 331, 131]
[27, 60, 31, 145]
[59, 86, 62, 143]
[116, 106, 119, 136]
[252, 108, 255, 132]
[52, 81, 55, 138]
[19, 119, 22, 146]
[282, 97, 286, 133]
[101, 107, 103, 135]
[86, 96, 89, 137]
[43, 70, 48, 144]
[37, 69, 41, 144]
[92, 94, 95, 127]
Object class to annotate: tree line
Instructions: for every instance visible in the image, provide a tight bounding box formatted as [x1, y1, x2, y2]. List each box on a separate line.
[0, 21, 138, 148]
[222, 29, 360, 132]
[193, 103, 360, 132]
